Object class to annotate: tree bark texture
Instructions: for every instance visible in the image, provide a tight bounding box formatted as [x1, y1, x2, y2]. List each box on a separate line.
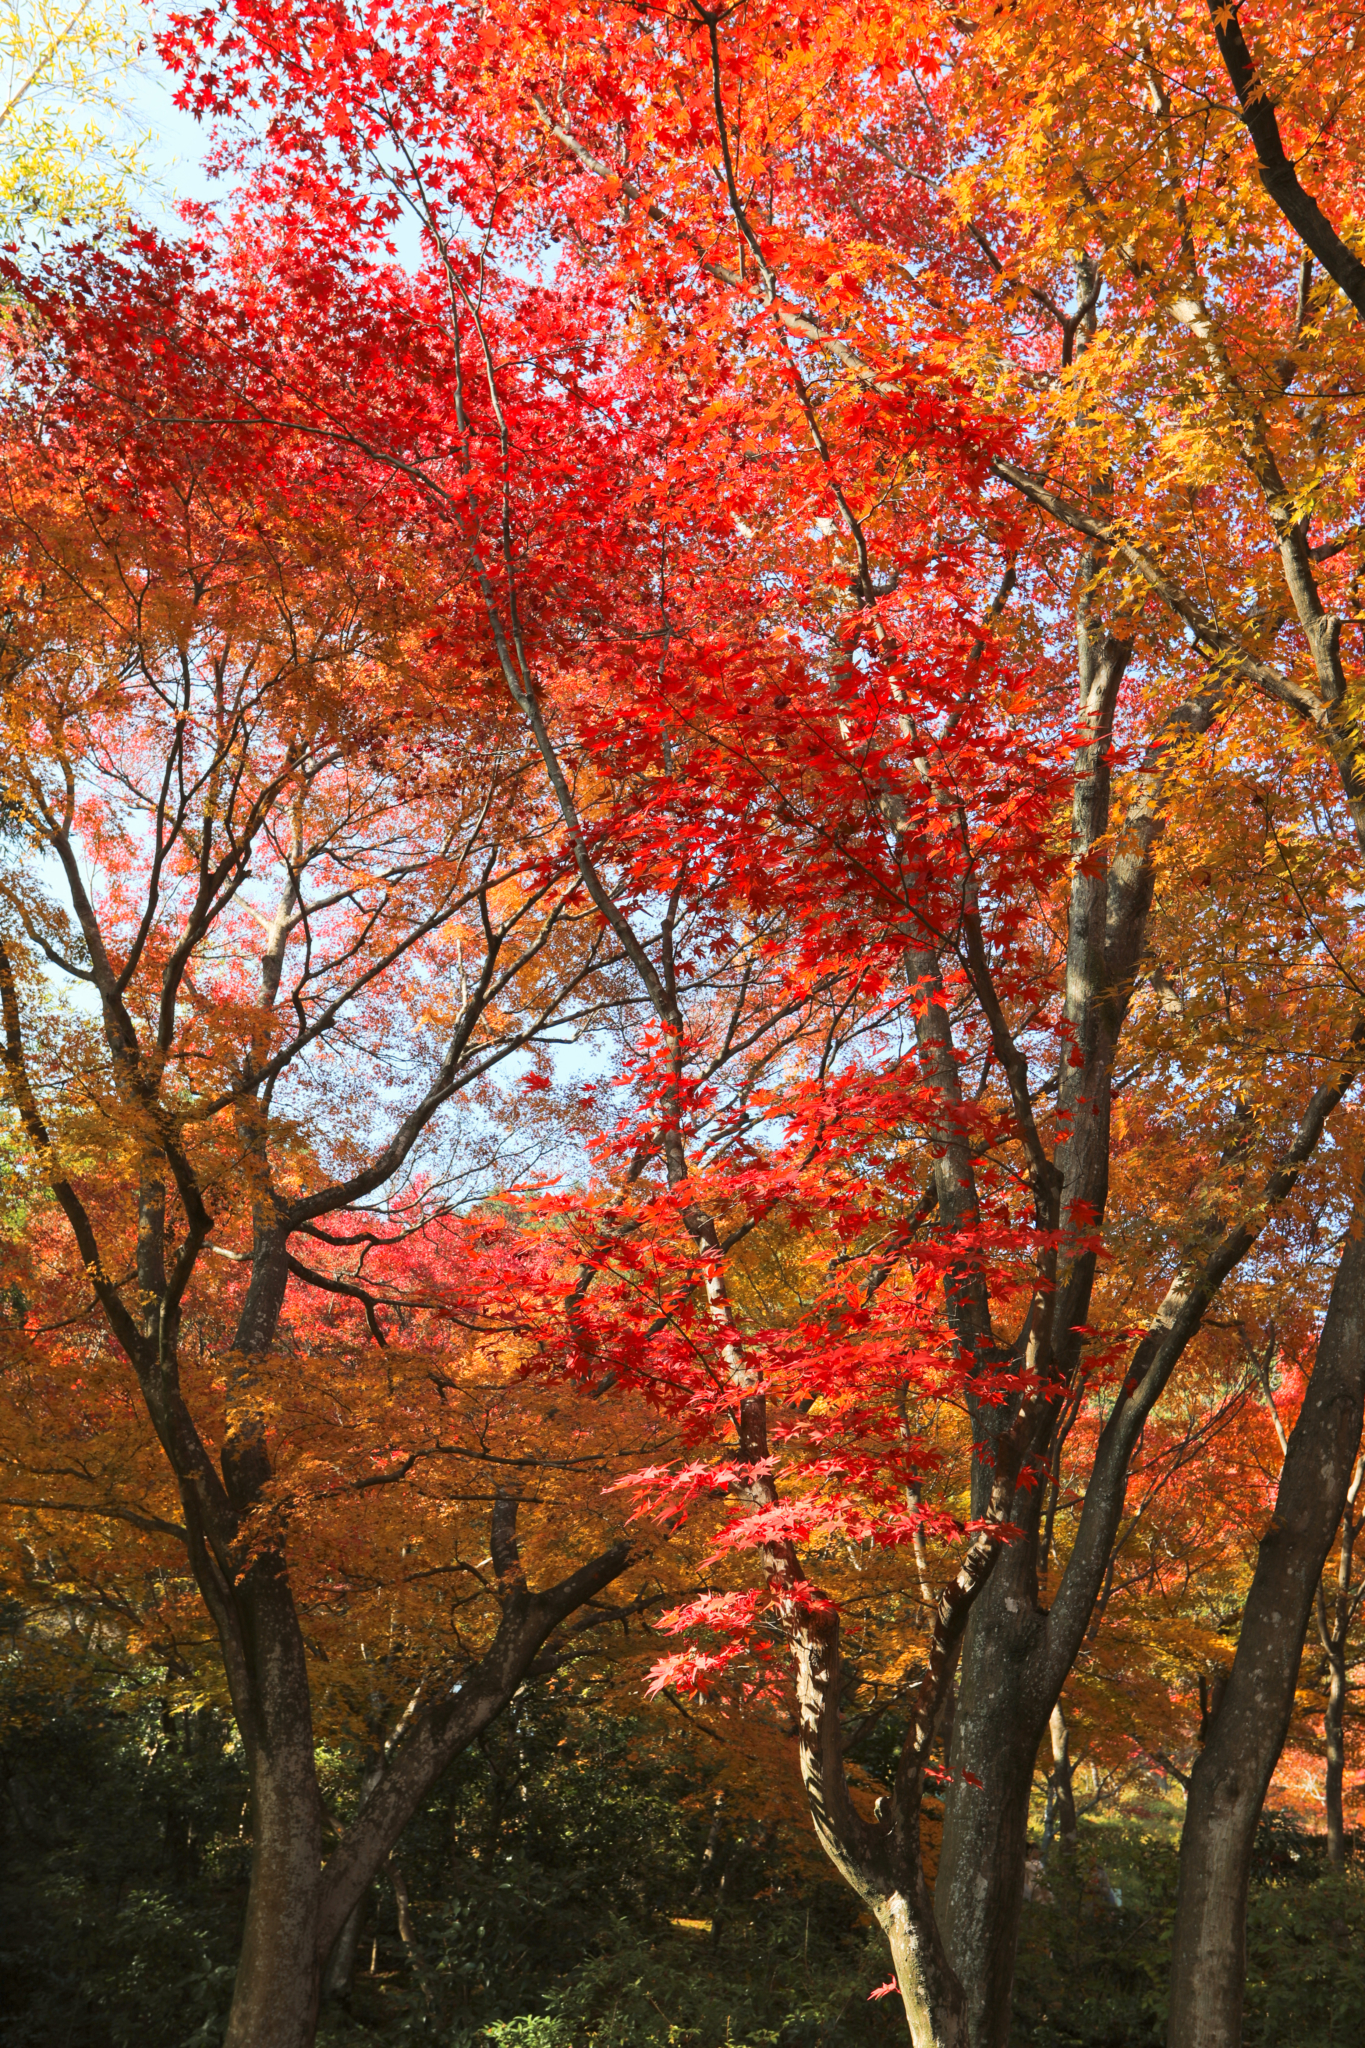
[880, 1893, 969, 2048]
[934, 1547, 1043, 2048]
[1166, 1217, 1365, 2048]
[221, 1573, 325, 2048]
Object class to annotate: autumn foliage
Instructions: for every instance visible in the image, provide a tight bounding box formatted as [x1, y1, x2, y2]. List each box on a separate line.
[3, 5, 1365, 2048]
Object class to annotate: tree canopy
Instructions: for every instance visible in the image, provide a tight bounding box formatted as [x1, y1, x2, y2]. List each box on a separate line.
[3, 6, 1365, 2048]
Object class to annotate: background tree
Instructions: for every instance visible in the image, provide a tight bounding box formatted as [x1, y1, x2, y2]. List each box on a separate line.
[0, 0, 148, 230]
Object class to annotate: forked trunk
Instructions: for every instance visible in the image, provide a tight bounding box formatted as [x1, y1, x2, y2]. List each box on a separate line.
[1166, 1219, 1365, 2048]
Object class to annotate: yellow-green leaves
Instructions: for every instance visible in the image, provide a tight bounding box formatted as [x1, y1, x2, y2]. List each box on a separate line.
[0, 0, 148, 233]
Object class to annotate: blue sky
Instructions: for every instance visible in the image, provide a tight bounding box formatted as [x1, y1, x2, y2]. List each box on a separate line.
[126, 32, 232, 222]
[122, 31, 429, 266]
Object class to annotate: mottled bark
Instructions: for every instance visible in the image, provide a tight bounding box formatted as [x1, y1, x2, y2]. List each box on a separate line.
[881, 1893, 970, 2048]
[223, 1632, 323, 2048]
[1166, 1218, 1365, 2048]
[934, 1546, 1042, 2048]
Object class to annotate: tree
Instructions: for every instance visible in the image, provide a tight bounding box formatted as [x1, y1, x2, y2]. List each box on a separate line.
[1315, 1456, 1365, 1867]
[0, 249, 701, 2048]
[153, 5, 1365, 2043]
[0, 0, 148, 230]
[923, 7, 1365, 2040]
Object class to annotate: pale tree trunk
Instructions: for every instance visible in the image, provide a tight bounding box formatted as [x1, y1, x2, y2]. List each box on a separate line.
[388, 1857, 437, 2012]
[785, 1384, 1052, 2048]
[1166, 1217, 1365, 2048]
[1043, 1702, 1078, 1859]
[880, 1895, 970, 2048]
[1316, 1450, 1363, 1870]
[1324, 1647, 1347, 1869]
[792, 1594, 968, 2048]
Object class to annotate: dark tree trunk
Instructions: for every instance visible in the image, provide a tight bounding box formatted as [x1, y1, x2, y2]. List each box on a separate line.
[196, 1495, 632, 2048]
[693, 1788, 727, 1896]
[321, 1893, 366, 2004]
[929, 1043, 1356, 2048]
[934, 1549, 1046, 2048]
[1166, 1219, 1365, 2048]
[1316, 1450, 1362, 1871]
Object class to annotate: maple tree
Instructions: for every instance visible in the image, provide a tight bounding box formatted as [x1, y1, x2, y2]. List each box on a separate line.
[3, 1, 1365, 2044]
[0, 190, 1014, 2044]
[1242, 1339, 1365, 1871]
[139, 5, 1365, 2044]
[0, 254, 716, 2048]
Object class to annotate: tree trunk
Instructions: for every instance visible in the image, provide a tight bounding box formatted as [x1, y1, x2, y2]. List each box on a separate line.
[321, 1893, 366, 2004]
[788, 1581, 977, 2048]
[1324, 1646, 1347, 1871]
[1166, 1219, 1365, 2048]
[205, 1501, 632, 2048]
[221, 1574, 325, 2048]
[693, 1788, 726, 1895]
[224, 1745, 323, 2048]
[934, 1552, 1046, 2048]
[880, 1893, 970, 2048]
[1043, 1702, 1078, 1860]
[1317, 1450, 1362, 1871]
[388, 1857, 437, 2012]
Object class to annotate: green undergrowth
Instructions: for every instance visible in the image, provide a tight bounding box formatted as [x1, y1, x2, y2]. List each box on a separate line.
[3, 1660, 1362, 2047]
[1011, 1817, 1365, 2048]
